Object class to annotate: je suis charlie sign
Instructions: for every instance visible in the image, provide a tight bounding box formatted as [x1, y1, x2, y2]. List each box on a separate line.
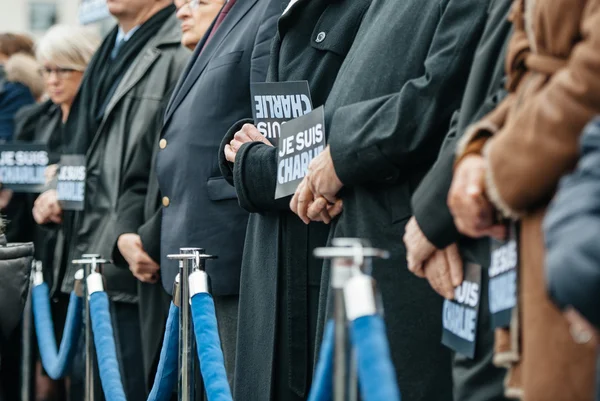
[0, 144, 49, 193]
[57, 155, 86, 211]
[251, 81, 313, 147]
[488, 223, 519, 328]
[442, 263, 482, 358]
[275, 106, 326, 199]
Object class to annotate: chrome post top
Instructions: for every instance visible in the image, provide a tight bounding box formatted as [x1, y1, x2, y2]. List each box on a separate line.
[314, 238, 389, 265]
[72, 255, 109, 274]
[167, 249, 217, 272]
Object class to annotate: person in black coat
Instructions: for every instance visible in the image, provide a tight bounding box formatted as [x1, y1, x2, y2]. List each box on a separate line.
[218, 1, 370, 399]
[544, 117, 600, 400]
[402, 0, 515, 399]
[154, 0, 284, 387]
[289, 0, 490, 399]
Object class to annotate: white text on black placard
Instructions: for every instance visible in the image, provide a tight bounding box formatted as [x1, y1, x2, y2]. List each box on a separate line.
[442, 263, 481, 359]
[0, 144, 49, 192]
[251, 81, 313, 146]
[275, 106, 326, 199]
[57, 155, 86, 211]
[488, 223, 518, 328]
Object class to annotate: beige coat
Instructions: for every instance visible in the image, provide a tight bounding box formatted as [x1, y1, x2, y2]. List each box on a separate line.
[457, 0, 600, 400]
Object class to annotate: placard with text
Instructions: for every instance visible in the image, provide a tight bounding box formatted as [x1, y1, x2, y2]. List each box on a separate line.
[0, 144, 49, 193]
[275, 106, 326, 199]
[57, 155, 86, 211]
[251, 81, 313, 147]
[488, 223, 519, 328]
[442, 263, 481, 359]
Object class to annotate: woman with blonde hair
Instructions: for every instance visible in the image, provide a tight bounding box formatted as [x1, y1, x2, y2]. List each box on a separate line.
[4, 24, 99, 401]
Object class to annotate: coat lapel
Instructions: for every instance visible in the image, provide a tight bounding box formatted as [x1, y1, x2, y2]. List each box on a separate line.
[87, 46, 161, 157]
[163, 0, 259, 128]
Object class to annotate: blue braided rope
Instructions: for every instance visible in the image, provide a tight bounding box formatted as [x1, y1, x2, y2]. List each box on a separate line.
[32, 283, 82, 380]
[190, 292, 233, 401]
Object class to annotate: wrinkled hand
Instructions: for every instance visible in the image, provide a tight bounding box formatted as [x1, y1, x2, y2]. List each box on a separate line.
[117, 233, 160, 284]
[448, 155, 506, 239]
[304, 146, 343, 204]
[33, 189, 63, 224]
[224, 123, 273, 163]
[404, 217, 437, 278]
[290, 177, 343, 224]
[0, 189, 13, 209]
[423, 244, 463, 299]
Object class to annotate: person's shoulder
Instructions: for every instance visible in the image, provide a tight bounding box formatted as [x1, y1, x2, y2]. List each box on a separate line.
[0, 81, 34, 106]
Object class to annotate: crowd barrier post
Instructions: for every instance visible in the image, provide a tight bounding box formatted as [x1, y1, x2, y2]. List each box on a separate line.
[314, 239, 389, 401]
[20, 260, 40, 401]
[73, 254, 109, 401]
[168, 248, 215, 401]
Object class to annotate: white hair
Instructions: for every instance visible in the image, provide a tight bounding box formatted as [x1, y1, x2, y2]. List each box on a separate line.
[36, 25, 100, 71]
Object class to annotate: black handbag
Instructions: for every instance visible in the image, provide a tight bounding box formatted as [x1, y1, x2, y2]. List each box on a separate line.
[0, 234, 33, 356]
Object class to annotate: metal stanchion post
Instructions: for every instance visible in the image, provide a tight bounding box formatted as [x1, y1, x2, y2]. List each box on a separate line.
[21, 260, 40, 401]
[73, 254, 108, 401]
[314, 239, 389, 401]
[168, 248, 217, 401]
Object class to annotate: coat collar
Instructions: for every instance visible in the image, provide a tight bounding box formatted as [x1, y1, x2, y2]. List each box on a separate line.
[163, 0, 259, 126]
[87, 13, 182, 156]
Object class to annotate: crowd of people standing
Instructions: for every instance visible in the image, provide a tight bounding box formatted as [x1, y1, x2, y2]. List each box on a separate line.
[0, 0, 599, 400]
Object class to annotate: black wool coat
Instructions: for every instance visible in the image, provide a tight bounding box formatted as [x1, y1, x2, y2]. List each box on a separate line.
[218, 0, 371, 400]
[409, 0, 514, 400]
[314, 0, 490, 400]
[7, 101, 63, 286]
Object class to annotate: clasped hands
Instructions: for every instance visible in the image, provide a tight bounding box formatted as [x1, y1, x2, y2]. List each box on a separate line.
[224, 124, 343, 224]
[406, 154, 511, 298]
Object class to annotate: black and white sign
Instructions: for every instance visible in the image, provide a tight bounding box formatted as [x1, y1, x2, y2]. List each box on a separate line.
[442, 263, 482, 359]
[488, 223, 518, 328]
[57, 155, 86, 211]
[0, 144, 49, 193]
[251, 81, 313, 146]
[275, 106, 326, 199]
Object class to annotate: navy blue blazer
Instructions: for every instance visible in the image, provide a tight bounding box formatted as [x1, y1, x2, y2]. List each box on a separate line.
[156, 0, 283, 295]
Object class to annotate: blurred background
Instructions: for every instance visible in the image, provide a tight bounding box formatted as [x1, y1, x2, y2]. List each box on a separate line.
[0, 0, 113, 38]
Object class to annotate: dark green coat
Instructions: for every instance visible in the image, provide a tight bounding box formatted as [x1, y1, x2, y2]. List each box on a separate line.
[219, 0, 371, 399]
[316, 0, 490, 399]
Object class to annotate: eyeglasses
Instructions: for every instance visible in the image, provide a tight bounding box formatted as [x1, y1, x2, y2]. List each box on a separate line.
[186, 0, 207, 10]
[39, 66, 76, 79]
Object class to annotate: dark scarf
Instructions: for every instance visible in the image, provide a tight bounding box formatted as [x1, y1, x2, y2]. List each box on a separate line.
[63, 4, 175, 155]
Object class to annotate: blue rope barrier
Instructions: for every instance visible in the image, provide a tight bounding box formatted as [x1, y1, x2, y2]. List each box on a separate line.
[32, 284, 82, 380]
[89, 291, 180, 401]
[351, 315, 401, 401]
[190, 292, 233, 401]
[147, 302, 180, 401]
[89, 292, 127, 401]
[307, 320, 334, 401]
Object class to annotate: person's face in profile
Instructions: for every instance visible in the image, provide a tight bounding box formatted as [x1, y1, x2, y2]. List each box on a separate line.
[175, 0, 225, 50]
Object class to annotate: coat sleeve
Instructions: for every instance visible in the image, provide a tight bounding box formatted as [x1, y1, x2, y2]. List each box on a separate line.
[218, 118, 289, 213]
[544, 118, 600, 329]
[482, 4, 600, 217]
[111, 94, 171, 267]
[414, 87, 509, 248]
[327, 0, 488, 186]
